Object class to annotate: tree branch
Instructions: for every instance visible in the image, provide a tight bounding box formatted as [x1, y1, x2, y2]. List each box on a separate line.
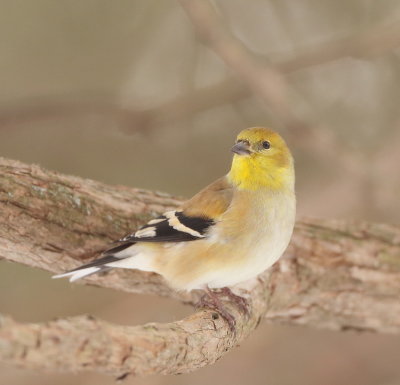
[0, 279, 269, 378]
[0, 157, 399, 377]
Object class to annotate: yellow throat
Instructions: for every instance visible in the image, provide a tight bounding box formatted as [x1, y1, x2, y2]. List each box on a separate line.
[227, 127, 295, 191]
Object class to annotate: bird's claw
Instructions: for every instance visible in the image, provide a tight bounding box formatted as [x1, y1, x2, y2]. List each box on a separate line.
[218, 287, 250, 317]
[198, 291, 237, 332]
[197, 286, 250, 333]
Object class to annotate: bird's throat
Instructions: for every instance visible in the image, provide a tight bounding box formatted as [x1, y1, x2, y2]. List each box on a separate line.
[227, 155, 294, 191]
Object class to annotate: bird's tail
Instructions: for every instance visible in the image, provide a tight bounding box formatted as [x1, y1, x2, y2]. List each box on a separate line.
[52, 242, 155, 282]
[52, 255, 122, 282]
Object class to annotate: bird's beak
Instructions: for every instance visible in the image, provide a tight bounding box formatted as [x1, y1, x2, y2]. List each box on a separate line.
[231, 141, 252, 156]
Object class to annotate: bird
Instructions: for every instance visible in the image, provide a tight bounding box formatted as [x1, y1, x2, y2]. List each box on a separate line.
[54, 127, 296, 328]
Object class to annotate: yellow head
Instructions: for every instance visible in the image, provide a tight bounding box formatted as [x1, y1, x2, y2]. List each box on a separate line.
[228, 127, 294, 191]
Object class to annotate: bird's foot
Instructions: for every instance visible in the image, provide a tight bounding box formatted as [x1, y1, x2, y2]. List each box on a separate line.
[198, 289, 236, 333]
[217, 287, 250, 317]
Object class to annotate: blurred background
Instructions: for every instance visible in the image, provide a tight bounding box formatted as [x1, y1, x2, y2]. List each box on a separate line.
[0, 0, 399, 384]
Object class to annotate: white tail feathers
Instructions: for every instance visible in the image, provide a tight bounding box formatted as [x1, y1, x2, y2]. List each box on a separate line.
[52, 267, 101, 282]
[52, 252, 156, 283]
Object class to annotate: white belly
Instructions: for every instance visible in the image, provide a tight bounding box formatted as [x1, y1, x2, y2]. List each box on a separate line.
[189, 189, 296, 290]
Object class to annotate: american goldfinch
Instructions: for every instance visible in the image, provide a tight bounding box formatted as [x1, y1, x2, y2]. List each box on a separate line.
[54, 127, 295, 321]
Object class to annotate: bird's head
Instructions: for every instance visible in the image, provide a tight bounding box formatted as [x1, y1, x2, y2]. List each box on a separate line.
[228, 127, 294, 191]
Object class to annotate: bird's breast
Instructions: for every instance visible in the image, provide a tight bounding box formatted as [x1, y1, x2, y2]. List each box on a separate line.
[154, 188, 296, 291]
[204, 188, 296, 286]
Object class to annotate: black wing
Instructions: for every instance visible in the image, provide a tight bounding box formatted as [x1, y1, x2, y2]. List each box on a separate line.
[121, 211, 214, 242]
[103, 210, 215, 255]
[53, 211, 215, 281]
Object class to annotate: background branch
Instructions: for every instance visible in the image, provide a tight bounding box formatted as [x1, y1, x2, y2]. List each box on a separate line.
[179, 0, 294, 128]
[0, 157, 400, 377]
[2, 20, 400, 133]
[178, 1, 400, 130]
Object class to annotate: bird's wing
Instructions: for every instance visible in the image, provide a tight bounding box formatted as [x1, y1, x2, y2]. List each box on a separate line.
[104, 177, 234, 254]
[53, 177, 234, 281]
[117, 211, 215, 243]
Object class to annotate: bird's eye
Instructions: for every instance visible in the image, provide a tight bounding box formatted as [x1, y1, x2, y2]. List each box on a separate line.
[262, 141, 270, 149]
